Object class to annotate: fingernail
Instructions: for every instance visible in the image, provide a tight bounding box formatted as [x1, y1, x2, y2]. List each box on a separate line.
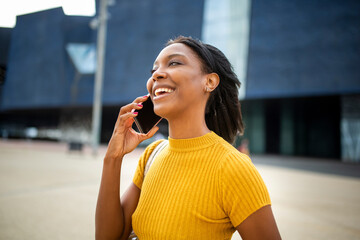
[137, 104, 143, 107]
[143, 95, 148, 98]
[133, 111, 138, 115]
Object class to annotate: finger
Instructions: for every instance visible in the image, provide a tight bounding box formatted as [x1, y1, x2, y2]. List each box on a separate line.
[133, 94, 149, 104]
[145, 126, 159, 139]
[137, 126, 159, 145]
[119, 95, 148, 115]
[119, 102, 143, 117]
[116, 111, 139, 128]
[119, 103, 135, 115]
[129, 102, 144, 113]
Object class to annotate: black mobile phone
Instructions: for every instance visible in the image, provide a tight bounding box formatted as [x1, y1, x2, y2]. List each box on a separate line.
[134, 97, 162, 134]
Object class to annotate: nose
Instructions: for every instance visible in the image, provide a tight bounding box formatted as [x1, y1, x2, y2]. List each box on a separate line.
[152, 68, 167, 81]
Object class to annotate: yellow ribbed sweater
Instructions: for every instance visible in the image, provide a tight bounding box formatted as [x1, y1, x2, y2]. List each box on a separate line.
[132, 132, 271, 240]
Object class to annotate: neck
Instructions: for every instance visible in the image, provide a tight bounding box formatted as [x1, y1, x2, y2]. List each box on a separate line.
[167, 110, 210, 139]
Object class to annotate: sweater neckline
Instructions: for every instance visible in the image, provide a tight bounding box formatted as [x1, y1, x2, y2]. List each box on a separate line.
[167, 131, 219, 151]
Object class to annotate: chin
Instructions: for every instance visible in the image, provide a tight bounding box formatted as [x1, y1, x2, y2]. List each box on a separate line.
[153, 105, 166, 118]
[153, 103, 172, 119]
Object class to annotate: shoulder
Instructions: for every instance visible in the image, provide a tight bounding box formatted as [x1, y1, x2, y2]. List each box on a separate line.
[213, 136, 262, 187]
[219, 147, 257, 181]
[133, 139, 166, 189]
[140, 139, 166, 164]
[207, 135, 257, 182]
[215, 139, 271, 226]
[137, 139, 167, 174]
[213, 134, 252, 166]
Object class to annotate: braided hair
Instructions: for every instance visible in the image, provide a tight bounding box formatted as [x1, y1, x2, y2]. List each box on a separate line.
[167, 36, 244, 143]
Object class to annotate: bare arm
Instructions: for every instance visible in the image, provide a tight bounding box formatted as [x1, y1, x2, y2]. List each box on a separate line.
[119, 183, 141, 240]
[236, 205, 281, 240]
[95, 95, 158, 240]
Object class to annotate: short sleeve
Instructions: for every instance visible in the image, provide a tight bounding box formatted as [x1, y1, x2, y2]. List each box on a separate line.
[133, 140, 164, 189]
[220, 151, 271, 228]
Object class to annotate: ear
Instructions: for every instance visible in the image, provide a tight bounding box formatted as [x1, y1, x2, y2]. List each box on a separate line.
[204, 73, 220, 93]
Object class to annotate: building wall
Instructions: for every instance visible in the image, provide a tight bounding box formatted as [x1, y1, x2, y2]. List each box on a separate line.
[102, 0, 204, 105]
[0, 1, 205, 110]
[0, 28, 12, 66]
[0, 27, 12, 104]
[241, 96, 341, 159]
[341, 95, 360, 162]
[0, 8, 96, 110]
[2, 8, 69, 110]
[236, 0, 359, 159]
[1, 1, 359, 159]
[246, 0, 360, 99]
[0, 1, 205, 143]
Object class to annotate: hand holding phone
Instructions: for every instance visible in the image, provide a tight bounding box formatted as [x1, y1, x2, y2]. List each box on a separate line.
[134, 97, 162, 134]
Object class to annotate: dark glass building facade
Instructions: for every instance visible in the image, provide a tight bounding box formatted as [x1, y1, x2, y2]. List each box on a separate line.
[1, 0, 359, 162]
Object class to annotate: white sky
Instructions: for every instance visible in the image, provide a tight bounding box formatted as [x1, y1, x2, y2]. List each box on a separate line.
[0, 0, 96, 28]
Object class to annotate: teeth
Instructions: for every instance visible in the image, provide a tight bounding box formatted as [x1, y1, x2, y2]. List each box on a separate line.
[154, 88, 174, 96]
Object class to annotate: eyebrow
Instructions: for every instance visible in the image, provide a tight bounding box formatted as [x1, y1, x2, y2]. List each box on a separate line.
[153, 53, 186, 66]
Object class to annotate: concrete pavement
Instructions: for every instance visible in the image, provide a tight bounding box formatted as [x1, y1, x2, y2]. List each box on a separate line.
[0, 139, 359, 240]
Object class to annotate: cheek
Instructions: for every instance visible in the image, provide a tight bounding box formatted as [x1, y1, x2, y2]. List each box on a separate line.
[184, 75, 206, 95]
[146, 78, 153, 93]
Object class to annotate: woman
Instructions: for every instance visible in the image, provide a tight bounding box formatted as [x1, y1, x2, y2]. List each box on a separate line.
[95, 36, 281, 240]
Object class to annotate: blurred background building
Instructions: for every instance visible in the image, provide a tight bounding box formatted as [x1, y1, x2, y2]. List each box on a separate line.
[0, 0, 359, 162]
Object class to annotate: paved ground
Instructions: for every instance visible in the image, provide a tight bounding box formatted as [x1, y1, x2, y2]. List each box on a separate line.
[0, 139, 359, 240]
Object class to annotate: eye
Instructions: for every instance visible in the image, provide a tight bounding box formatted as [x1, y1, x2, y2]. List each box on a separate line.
[169, 61, 181, 66]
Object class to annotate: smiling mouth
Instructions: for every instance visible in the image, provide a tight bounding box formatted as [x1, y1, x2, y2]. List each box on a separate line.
[154, 88, 175, 97]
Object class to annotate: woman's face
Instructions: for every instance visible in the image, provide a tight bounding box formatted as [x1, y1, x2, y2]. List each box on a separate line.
[147, 43, 208, 119]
